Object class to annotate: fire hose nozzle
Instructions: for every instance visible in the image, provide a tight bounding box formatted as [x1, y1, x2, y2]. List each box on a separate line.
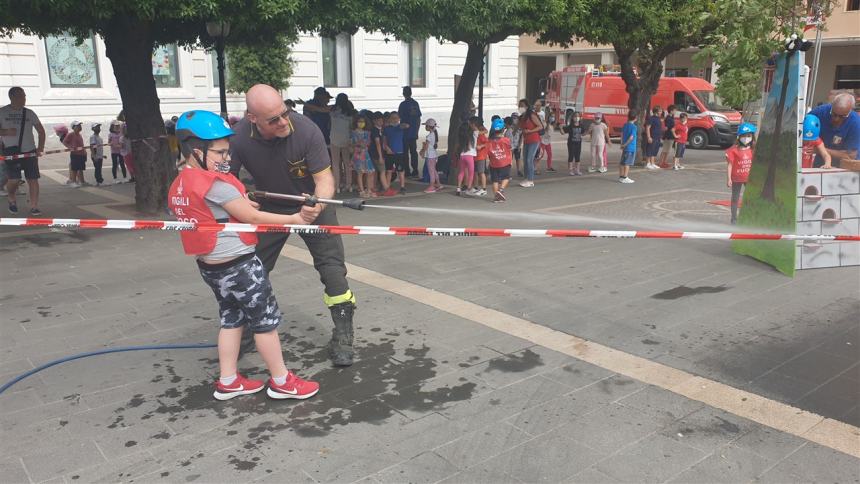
[341, 198, 366, 210]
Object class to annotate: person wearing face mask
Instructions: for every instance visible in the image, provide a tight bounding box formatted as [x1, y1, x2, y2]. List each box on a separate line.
[725, 122, 756, 224]
[168, 110, 320, 402]
[561, 111, 584, 175]
[517, 98, 542, 187]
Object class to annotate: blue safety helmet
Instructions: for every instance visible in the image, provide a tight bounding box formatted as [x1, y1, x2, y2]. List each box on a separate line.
[176, 110, 233, 141]
[737, 122, 757, 136]
[491, 118, 506, 132]
[802, 114, 821, 141]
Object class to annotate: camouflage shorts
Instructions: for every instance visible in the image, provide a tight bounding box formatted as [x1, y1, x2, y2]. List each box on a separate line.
[197, 254, 282, 333]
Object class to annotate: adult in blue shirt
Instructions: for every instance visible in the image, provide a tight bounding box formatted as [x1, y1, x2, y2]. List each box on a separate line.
[303, 86, 333, 146]
[644, 107, 663, 169]
[398, 86, 422, 177]
[809, 93, 859, 168]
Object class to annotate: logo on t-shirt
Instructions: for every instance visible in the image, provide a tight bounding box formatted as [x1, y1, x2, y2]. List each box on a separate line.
[288, 158, 308, 178]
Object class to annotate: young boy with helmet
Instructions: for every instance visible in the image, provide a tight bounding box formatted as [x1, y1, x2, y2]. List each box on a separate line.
[801, 114, 831, 169]
[167, 110, 319, 401]
[725, 122, 757, 225]
[487, 117, 513, 202]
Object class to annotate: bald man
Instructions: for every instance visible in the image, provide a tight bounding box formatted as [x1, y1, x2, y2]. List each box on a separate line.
[809, 93, 859, 167]
[230, 84, 356, 367]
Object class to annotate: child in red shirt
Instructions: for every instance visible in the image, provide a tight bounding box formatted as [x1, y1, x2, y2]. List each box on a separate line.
[62, 121, 86, 187]
[725, 123, 756, 224]
[801, 114, 831, 169]
[487, 118, 513, 202]
[471, 116, 489, 196]
[672, 113, 689, 170]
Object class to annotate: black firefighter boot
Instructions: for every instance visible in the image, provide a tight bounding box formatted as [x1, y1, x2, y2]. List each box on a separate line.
[328, 301, 355, 366]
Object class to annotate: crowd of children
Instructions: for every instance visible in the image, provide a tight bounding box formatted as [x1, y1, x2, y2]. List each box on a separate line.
[57, 118, 135, 187]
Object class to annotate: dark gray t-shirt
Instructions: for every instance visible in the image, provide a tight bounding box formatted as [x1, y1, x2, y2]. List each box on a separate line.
[229, 112, 331, 211]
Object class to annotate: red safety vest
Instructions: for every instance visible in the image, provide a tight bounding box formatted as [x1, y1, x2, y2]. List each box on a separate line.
[167, 168, 258, 256]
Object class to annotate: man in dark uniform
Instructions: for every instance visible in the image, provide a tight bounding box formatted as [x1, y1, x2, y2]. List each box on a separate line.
[229, 84, 356, 366]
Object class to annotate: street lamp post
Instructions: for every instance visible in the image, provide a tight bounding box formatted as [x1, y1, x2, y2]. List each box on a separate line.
[206, 21, 231, 120]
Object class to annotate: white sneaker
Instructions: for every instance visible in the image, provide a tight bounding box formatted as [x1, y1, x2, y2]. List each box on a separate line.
[519, 180, 534, 188]
[598, 167, 608, 173]
[587, 167, 597, 173]
[620, 177, 635, 184]
[477, 188, 487, 196]
[70, 182, 82, 188]
[673, 166, 680, 171]
[466, 187, 479, 195]
[679, 165, 685, 169]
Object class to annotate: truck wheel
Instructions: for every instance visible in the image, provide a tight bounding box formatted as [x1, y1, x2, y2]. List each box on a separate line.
[688, 129, 708, 149]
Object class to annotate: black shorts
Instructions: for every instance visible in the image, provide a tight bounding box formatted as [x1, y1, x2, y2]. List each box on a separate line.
[197, 254, 282, 333]
[70, 154, 87, 171]
[4, 156, 40, 180]
[490, 166, 511, 183]
[385, 153, 408, 172]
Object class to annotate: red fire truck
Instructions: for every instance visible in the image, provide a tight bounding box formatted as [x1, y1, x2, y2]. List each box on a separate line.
[543, 65, 743, 149]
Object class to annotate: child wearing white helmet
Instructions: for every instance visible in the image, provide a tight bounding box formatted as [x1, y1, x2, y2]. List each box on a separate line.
[725, 123, 757, 224]
[168, 109, 320, 402]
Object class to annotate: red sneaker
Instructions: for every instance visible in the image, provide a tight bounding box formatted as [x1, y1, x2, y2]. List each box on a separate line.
[213, 374, 265, 401]
[382, 188, 399, 197]
[267, 372, 320, 400]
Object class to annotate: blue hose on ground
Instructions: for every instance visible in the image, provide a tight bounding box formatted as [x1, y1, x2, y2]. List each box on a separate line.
[0, 343, 217, 395]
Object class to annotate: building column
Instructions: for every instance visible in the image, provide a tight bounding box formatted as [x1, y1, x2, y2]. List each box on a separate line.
[710, 61, 719, 84]
[518, 55, 528, 100]
[555, 53, 566, 71]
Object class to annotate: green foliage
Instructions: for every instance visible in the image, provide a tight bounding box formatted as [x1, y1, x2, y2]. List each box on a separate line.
[225, 35, 295, 94]
[697, 0, 836, 108]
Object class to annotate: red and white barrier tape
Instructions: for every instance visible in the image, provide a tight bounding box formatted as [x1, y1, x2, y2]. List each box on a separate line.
[0, 135, 169, 161]
[2, 218, 859, 242]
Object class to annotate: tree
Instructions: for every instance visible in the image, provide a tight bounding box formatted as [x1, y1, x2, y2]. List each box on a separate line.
[226, 34, 297, 94]
[378, 0, 571, 156]
[541, 0, 717, 158]
[0, 0, 382, 213]
[696, 0, 836, 110]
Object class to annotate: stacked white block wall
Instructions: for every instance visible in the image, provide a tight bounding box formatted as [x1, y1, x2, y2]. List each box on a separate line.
[796, 169, 860, 269]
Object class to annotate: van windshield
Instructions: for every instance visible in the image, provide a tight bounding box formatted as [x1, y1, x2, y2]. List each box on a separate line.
[694, 90, 732, 112]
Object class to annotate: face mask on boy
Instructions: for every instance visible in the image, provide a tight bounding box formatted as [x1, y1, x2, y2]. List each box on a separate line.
[739, 135, 753, 147]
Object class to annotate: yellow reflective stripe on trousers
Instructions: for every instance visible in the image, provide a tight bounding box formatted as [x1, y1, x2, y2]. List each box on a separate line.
[324, 290, 356, 307]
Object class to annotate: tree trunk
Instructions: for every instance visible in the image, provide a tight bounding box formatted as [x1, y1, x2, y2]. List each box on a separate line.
[616, 45, 668, 165]
[103, 16, 175, 213]
[446, 42, 485, 165]
[761, 53, 791, 202]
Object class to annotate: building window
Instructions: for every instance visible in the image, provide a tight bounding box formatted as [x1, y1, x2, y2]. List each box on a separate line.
[44, 33, 100, 87]
[408, 40, 426, 87]
[322, 34, 352, 88]
[847, 0, 859, 11]
[210, 52, 230, 88]
[152, 44, 180, 88]
[834, 65, 860, 89]
[665, 68, 689, 78]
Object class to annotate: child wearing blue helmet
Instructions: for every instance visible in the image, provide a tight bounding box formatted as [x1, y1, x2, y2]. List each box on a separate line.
[725, 122, 756, 224]
[487, 117, 513, 202]
[167, 110, 320, 402]
[801, 114, 831, 169]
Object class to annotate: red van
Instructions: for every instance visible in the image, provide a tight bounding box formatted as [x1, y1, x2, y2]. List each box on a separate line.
[544, 65, 743, 149]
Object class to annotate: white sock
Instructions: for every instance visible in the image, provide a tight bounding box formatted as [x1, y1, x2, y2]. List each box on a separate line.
[219, 374, 237, 386]
[272, 373, 289, 385]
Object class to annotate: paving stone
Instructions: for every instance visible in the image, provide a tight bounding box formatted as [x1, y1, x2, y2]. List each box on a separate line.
[439, 464, 524, 484]
[658, 407, 756, 453]
[19, 438, 107, 483]
[756, 442, 860, 483]
[616, 385, 705, 422]
[0, 456, 31, 484]
[538, 360, 616, 390]
[378, 369, 494, 420]
[464, 346, 575, 389]
[435, 422, 532, 469]
[564, 467, 619, 483]
[374, 452, 459, 484]
[557, 402, 669, 455]
[479, 431, 603, 483]
[668, 444, 772, 483]
[441, 375, 573, 432]
[595, 433, 706, 483]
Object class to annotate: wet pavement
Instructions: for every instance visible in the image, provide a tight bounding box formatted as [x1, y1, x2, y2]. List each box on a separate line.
[0, 144, 858, 482]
